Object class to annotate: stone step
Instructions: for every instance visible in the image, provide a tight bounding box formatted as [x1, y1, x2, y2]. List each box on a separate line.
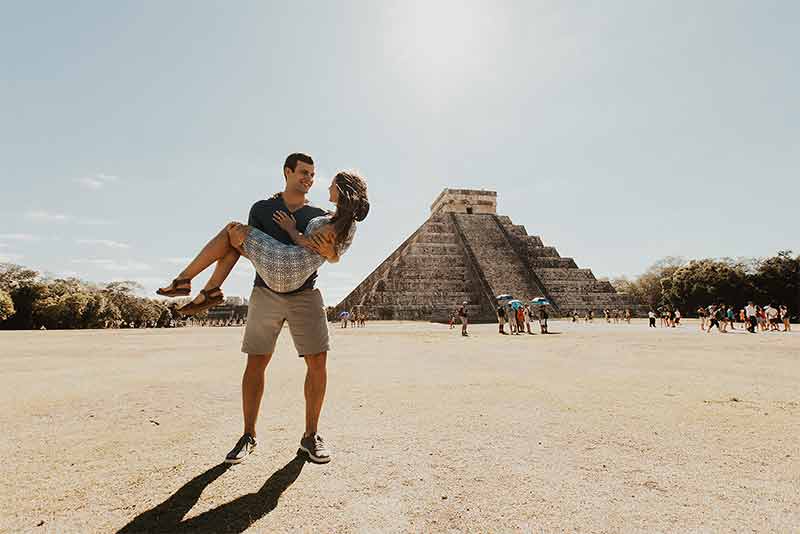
[527, 257, 578, 269]
[534, 268, 595, 282]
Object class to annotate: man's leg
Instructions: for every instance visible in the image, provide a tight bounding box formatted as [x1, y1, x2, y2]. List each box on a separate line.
[224, 353, 272, 464]
[303, 352, 327, 437]
[288, 288, 332, 463]
[243, 353, 273, 438]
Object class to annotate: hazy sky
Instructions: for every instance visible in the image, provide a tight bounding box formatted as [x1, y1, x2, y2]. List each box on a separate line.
[2, 0, 798, 304]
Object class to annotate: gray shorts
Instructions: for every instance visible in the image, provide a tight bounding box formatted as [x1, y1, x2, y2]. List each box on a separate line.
[241, 286, 330, 357]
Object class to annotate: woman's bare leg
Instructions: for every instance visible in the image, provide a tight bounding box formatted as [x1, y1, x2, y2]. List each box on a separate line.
[205, 247, 240, 290]
[177, 222, 240, 281]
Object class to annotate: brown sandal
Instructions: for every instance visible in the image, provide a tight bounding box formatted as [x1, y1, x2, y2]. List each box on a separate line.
[156, 278, 191, 297]
[177, 288, 224, 316]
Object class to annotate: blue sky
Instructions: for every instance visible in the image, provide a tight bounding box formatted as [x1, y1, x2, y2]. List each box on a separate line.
[1, 0, 798, 304]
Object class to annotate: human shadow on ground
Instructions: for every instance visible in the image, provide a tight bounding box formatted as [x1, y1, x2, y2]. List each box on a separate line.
[117, 452, 307, 533]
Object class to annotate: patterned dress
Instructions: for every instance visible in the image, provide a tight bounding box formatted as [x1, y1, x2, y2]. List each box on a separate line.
[242, 215, 355, 293]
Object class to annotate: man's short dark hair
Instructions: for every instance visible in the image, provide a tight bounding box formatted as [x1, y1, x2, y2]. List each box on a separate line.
[284, 152, 314, 172]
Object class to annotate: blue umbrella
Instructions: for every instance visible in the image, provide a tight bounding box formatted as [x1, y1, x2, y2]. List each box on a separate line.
[509, 299, 523, 310]
[338, 311, 349, 318]
[530, 297, 550, 305]
[495, 294, 514, 302]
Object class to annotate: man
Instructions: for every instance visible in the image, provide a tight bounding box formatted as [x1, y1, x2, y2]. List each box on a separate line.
[707, 304, 723, 333]
[226, 152, 337, 465]
[648, 309, 656, 328]
[458, 301, 469, 336]
[496, 305, 507, 334]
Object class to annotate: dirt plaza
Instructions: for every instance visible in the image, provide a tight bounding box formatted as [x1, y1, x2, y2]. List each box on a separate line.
[1, 320, 798, 533]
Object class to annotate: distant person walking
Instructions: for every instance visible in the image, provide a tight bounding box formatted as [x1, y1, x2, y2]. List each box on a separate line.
[780, 305, 791, 332]
[697, 306, 707, 330]
[458, 301, 469, 337]
[648, 310, 656, 328]
[538, 306, 549, 334]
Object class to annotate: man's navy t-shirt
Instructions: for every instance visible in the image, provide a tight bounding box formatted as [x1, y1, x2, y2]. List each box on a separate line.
[247, 194, 327, 293]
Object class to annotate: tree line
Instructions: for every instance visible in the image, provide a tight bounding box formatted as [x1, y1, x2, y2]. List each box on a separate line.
[611, 251, 799, 317]
[0, 263, 200, 330]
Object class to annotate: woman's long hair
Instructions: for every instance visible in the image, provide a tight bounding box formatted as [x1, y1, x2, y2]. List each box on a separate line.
[329, 171, 369, 250]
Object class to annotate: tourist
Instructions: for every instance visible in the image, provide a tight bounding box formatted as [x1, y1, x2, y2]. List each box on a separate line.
[449, 309, 456, 330]
[524, 304, 533, 334]
[674, 309, 681, 326]
[780, 305, 791, 332]
[648, 309, 656, 328]
[697, 306, 707, 330]
[496, 305, 507, 335]
[158, 155, 369, 465]
[766, 303, 780, 331]
[745, 301, 757, 333]
[726, 306, 735, 330]
[516, 305, 526, 334]
[508, 304, 517, 335]
[624, 309, 631, 323]
[757, 305, 767, 331]
[458, 301, 469, 337]
[718, 304, 728, 332]
[538, 305, 549, 334]
[572, 310, 579, 322]
[588, 310, 594, 323]
[604, 308, 610, 323]
[707, 305, 723, 333]
[660, 309, 669, 328]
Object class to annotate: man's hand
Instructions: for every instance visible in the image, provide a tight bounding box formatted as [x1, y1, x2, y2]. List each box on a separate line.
[272, 211, 297, 233]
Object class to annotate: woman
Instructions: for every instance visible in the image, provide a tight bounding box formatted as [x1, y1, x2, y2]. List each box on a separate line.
[157, 171, 369, 315]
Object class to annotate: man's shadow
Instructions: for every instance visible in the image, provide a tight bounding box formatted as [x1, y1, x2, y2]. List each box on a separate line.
[117, 452, 307, 533]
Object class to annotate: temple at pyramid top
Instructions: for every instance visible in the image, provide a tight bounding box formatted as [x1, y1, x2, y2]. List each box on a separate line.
[430, 188, 497, 215]
[334, 188, 642, 322]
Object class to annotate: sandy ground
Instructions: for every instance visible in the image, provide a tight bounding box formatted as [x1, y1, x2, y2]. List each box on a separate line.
[1, 319, 798, 533]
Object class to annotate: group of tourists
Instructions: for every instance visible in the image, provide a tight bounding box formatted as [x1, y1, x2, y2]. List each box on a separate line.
[647, 307, 682, 328]
[496, 302, 549, 335]
[699, 302, 791, 333]
[571, 309, 632, 324]
[338, 310, 367, 328]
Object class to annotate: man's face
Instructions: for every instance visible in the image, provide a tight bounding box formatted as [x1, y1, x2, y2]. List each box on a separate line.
[285, 161, 315, 194]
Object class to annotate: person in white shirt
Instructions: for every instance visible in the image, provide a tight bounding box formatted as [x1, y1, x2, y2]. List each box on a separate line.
[648, 310, 656, 328]
[766, 304, 780, 331]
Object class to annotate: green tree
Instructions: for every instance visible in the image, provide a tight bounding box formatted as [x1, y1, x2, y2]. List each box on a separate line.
[751, 251, 799, 309]
[663, 259, 749, 312]
[0, 289, 14, 321]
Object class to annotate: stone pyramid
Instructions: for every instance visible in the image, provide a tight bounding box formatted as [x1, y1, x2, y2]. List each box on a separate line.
[335, 189, 636, 322]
